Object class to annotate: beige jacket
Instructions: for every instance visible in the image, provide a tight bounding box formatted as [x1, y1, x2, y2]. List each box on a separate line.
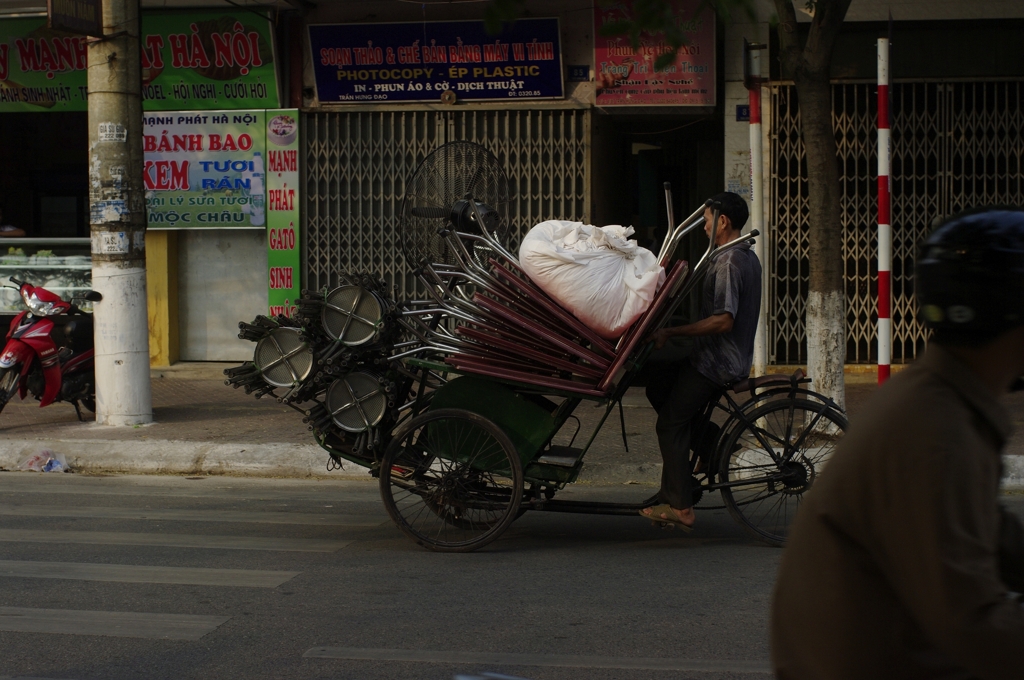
[772, 345, 1024, 679]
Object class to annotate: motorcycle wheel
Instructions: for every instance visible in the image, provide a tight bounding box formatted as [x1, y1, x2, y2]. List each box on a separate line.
[0, 367, 20, 416]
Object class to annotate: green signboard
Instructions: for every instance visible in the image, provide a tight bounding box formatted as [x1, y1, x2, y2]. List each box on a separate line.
[265, 110, 300, 317]
[139, 11, 279, 111]
[0, 17, 86, 111]
[0, 10, 279, 112]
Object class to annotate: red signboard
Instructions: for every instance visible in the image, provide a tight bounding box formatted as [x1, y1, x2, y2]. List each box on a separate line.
[594, 0, 716, 107]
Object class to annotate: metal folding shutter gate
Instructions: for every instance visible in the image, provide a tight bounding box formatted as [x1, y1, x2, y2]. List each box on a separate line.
[769, 81, 1024, 364]
[303, 109, 590, 296]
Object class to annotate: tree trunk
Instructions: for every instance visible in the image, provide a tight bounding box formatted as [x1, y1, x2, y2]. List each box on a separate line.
[797, 73, 846, 409]
[773, 0, 851, 410]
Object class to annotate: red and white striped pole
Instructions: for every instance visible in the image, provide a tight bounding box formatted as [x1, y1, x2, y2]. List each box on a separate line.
[877, 37, 892, 384]
[748, 44, 766, 377]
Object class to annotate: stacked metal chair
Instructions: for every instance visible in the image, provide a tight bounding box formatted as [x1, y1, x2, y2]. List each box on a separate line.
[389, 184, 749, 398]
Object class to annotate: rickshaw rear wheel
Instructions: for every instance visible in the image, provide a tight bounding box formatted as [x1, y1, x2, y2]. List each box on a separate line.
[379, 408, 524, 552]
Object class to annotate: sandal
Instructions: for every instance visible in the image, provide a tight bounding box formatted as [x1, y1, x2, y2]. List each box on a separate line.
[639, 503, 694, 532]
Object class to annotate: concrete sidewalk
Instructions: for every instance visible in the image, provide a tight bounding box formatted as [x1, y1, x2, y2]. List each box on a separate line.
[0, 363, 333, 479]
[2, 362, 1024, 487]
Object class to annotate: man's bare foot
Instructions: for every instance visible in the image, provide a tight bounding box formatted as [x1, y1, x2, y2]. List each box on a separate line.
[640, 503, 695, 529]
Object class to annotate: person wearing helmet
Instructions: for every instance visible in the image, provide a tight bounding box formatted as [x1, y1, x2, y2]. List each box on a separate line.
[640, 192, 761, 530]
[771, 209, 1024, 679]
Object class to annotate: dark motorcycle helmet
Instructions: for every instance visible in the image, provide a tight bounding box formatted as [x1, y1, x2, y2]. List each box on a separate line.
[915, 209, 1024, 344]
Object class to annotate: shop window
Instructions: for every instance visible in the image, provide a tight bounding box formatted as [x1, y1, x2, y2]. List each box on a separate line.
[39, 197, 80, 238]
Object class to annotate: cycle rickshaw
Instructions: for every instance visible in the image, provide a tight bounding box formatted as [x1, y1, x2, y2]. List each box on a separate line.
[226, 142, 847, 552]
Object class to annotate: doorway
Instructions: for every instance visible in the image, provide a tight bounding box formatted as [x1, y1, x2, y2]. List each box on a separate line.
[591, 112, 724, 326]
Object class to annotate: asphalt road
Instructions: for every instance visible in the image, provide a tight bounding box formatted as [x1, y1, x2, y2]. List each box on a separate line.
[4, 472, 1021, 680]
[0, 473, 784, 680]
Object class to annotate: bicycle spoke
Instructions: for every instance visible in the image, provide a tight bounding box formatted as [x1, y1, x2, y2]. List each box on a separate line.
[719, 399, 847, 546]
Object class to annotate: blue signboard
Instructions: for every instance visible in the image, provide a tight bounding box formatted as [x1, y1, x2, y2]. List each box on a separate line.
[308, 18, 563, 103]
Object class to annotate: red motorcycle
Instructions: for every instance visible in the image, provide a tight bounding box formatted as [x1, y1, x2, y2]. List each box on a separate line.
[0, 277, 102, 420]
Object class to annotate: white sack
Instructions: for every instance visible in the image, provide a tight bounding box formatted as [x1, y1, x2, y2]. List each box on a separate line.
[519, 220, 666, 340]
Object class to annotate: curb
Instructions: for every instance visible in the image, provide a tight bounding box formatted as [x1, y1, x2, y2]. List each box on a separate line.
[3, 437, 1023, 490]
[0, 437, 661, 485]
[0, 438, 372, 480]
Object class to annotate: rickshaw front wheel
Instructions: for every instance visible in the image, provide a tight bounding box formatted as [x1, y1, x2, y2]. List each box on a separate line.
[379, 408, 525, 552]
[718, 398, 848, 547]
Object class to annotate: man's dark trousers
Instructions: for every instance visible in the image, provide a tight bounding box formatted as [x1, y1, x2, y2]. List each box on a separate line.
[646, 359, 722, 509]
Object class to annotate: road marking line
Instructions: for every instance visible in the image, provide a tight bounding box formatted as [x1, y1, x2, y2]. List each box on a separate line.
[0, 560, 300, 587]
[0, 606, 229, 641]
[0, 503, 384, 526]
[0, 529, 349, 552]
[302, 647, 772, 673]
